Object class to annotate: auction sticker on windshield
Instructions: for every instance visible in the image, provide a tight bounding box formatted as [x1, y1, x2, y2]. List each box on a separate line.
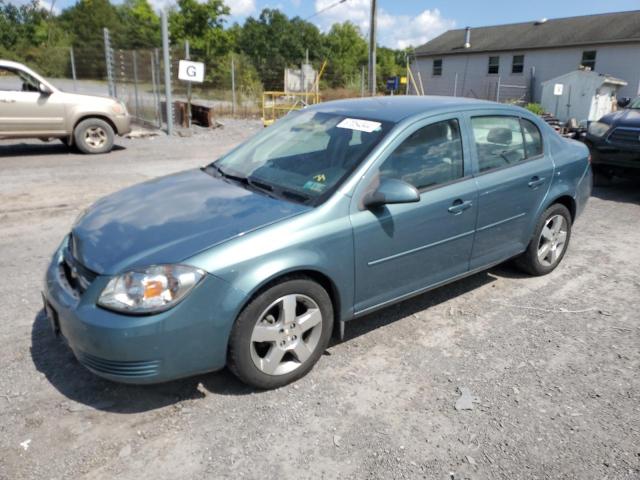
[337, 118, 382, 133]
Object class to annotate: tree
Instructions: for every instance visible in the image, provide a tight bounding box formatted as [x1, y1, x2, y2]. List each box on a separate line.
[118, 0, 160, 49]
[321, 22, 367, 88]
[169, 0, 232, 59]
[238, 9, 322, 89]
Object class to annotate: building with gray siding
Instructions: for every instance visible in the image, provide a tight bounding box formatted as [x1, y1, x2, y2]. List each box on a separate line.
[410, 11, 640, 103]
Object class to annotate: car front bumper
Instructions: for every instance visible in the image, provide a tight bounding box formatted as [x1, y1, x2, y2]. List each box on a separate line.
[585, 135, 640, 170]
[42, 241, 246, 384]
[113, 114, 132, 136]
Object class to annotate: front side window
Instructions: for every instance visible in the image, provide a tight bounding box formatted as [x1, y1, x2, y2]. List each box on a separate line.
[488, 56, 500, 75]
[211, 111, 392, 204]
[0, 67, 39, 92]
[472, 116, 526, 172]
[432, 59, 442, 76]
[512, 55, 524, 74]
[581, 50, 596, 70]
[379, 119, 464, 190]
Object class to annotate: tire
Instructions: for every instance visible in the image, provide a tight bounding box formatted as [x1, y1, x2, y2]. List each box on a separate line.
[515, 203, 572, 276]
[228, 278, 334, 389]
[73, 118, 114, 154]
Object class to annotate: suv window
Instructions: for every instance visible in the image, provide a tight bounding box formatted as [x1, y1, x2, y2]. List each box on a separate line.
[0, 67, 39, 92]
[521, 118, 543, 157]
[472, 116, 526, 172]
[380, 119, 464, 190]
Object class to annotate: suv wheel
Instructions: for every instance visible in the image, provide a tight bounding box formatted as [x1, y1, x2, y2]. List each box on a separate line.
[516, 203, 572, 276]
[228, 278, 333, 389]
[73, 118, 115, 154]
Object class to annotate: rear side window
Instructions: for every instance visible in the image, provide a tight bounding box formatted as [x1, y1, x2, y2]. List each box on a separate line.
[380, 119, 464, 190]
[521, 118, 543, 157]
[472, 116, 526, 172]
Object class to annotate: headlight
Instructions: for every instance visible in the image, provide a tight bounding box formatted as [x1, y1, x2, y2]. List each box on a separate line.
[587, 121, 610, 137]
[98, 265, 205, 314]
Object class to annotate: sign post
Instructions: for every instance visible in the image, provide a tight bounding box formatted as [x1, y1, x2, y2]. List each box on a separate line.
[178, 59, 205, 128]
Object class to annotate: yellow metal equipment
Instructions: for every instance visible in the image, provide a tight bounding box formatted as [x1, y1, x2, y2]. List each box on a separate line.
[262, 61, 327, 127]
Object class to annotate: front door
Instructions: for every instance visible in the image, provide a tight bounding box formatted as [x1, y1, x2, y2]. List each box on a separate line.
[350, 117, 478, 314]
[0, 66, 65, 136]
[468, 114, 553, 269]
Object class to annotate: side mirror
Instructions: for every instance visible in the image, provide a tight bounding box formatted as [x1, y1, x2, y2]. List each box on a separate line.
[617, 97, 630, 108]
[39, 83, 52, 95]
[363, 178, 420, 209]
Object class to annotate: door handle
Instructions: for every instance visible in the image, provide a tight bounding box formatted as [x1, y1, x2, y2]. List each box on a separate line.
[528, 176, 546, 188]
[448, 199, 473, 214]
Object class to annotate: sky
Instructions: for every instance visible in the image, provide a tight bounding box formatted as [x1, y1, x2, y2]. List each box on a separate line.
[15, 0, 640, 48]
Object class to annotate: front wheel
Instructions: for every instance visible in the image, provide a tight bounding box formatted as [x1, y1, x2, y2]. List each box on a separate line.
[515, 203, 572, 276]
[228, 278, 333, 389]
[73, 118, 115, 154]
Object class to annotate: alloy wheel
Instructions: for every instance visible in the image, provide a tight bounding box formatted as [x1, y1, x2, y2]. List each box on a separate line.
[84, 126, 108, 149]
[250, 294, 323, 376]
[537, 214, 568, 267]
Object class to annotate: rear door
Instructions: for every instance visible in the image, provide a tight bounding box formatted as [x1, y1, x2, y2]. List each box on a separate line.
[0, 66, 65, 136]
[467, 113, 553, 269]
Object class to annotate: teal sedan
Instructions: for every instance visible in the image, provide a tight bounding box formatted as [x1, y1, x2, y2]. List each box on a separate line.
[43, 97, 592, 389]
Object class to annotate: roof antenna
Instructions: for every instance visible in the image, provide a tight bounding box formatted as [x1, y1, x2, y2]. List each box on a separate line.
[464, 27, 471, 48]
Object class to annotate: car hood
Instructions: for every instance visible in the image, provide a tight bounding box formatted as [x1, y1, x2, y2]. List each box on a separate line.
[70, 169, 310, 274]
[600, 108, 640, 128]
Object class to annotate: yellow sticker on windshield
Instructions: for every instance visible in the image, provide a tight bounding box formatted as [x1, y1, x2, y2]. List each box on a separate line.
[314, 174, 326, 183]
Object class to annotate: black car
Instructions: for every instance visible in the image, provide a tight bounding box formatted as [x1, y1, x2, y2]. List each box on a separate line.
[585, 97, 640, 183]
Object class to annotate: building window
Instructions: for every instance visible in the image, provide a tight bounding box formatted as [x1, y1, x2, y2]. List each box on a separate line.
[512, 55, 524, 74]
[488, 56, 500, 75]
[581, 50, 596, 70]
[432, 59, 442, 76]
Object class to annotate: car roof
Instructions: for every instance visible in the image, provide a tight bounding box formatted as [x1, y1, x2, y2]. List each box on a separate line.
[0, 59, 28, 70]
[307, 95, 498, 123]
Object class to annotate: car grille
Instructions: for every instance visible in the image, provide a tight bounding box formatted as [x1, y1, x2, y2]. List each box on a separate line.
[608, 127, 640, 146]
[61, 245, 97, 295]
[76, 351, 161, 378]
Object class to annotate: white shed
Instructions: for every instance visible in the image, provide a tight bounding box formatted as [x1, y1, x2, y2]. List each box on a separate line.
[541, 70, 627, 123]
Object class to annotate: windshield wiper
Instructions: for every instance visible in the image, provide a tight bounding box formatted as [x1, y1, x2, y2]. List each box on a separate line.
[205, 164, 279, 199]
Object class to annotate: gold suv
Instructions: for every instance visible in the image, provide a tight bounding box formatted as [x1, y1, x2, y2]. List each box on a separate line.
[0, 60, 131, 154]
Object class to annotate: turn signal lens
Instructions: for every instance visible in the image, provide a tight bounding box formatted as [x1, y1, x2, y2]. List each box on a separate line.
[98, 265, 205, 314]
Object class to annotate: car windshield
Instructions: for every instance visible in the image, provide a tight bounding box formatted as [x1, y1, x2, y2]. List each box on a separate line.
[629, 97, 640, 109]
[208, 110, 392, 205]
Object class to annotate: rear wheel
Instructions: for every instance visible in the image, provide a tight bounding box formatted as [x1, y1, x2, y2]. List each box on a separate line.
[228, 278, 333, 389]
[73, 118, 114, 154]
[516, 203, 572, 276]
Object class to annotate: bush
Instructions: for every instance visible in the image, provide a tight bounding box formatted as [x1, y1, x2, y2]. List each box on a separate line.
[525, 103, 545, 115]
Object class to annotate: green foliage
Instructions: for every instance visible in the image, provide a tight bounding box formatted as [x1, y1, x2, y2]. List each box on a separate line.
[237, 9, 323, 87]
[525, 103, 545, 115]
[0, 0, 407, 95]
[321, 22, 367, 88]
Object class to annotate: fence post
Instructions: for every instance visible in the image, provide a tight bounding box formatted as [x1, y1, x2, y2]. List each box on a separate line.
[132, 50, 140, 121]
[453, 73, 458, 97]
[496, 76, 501, 102]
[185, 40, 192, 128]
[231, 55, 237, 116]
[103, 28, 116, 98]
[529, 66, 536, 103]
[150, 52, 160, 128]
[69, 47, 77, 92]
[161, 10, 173, 135]
[360, 65, 365, 97]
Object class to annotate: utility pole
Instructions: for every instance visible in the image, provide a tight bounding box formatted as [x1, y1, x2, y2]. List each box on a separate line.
[368, 0, 377, 96]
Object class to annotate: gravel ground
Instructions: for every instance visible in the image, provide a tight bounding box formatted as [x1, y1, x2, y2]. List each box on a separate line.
[1, 122, 639, 480]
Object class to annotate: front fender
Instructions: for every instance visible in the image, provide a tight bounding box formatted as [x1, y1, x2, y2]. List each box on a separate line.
[184, 196, 356, 323]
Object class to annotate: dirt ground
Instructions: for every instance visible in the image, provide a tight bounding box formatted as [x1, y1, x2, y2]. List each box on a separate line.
[1, 122, 639, 480]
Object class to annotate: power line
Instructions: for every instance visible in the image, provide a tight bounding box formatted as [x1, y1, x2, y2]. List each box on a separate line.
[305, 0, 348, 21]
